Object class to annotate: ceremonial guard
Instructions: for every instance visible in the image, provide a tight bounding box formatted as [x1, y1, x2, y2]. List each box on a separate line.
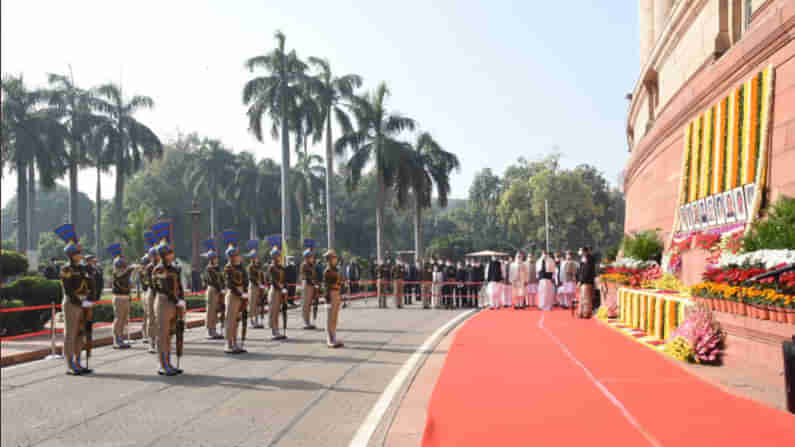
[202, 240, 224, 340]
[392, 259, 405, 308]
[246, 240, 265, 329]
[268, 244, 288, 340]
[55, 224, 96, 375]
[376, 259, 387, 308]
[301, 247, 318, 330]
[151, 222, 186, 375]
[223, 231, 249, 353]
[108, 243, 134, 349]
[323, 250, 344, 348]
[143, 231, 160, 352]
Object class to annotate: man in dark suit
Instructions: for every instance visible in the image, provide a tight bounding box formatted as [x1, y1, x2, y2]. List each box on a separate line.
[486, 256, 503, 309]
[576, 247, 597, 318]
[406, 260, 418, 305]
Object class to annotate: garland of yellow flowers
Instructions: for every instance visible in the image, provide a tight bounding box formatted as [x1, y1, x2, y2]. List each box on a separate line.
[745, 65, 775, 234]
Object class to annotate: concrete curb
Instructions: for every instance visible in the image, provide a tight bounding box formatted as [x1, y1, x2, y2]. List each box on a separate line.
[0, 319, 206, 368]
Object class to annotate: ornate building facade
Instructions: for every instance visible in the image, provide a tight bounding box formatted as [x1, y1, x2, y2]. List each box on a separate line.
[625, 0, 794, 271]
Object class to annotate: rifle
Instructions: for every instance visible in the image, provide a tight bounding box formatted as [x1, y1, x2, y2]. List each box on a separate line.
[241, 295, 248, 349]
[312, 288, 319, 323]
[219, 289, 226, 330]
[84, 306, 93, 369]
[176, 305, 185, 368]
[281, 289, 288, 338]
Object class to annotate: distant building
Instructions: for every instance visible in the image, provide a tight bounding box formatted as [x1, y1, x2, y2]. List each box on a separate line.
[625, 0, 794, 279]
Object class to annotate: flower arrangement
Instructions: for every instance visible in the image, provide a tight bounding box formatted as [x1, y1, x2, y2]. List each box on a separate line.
[642, 273, 687, 294]
[665, 303, 723, 364]
[595, 305, 609, 321]
[716, 249, 795, 270]
[600, 262, 661, 288]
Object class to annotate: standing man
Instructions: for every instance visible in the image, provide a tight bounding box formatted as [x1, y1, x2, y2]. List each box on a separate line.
[526, 249, 538, 309]
[285, 257, 298, 307]
[86, 255, 103, 304]
[377, 259, 388, 308]
[245, 240, 264, 329]
[576, 247, 597, 318]
[486, 255, 503, 309]
[392, 259, 405, 309]
[472, 260, 484, 308]
[324, 250, 344, 348]
[443, 259, 456, 309]
[152, 232, 185, 376]
[407, 260, 418, 305]
[421, 258, 433, 309]
[202, 240, 224, 340]
[301, 248, 318, 330]
[108, 243, 133, 349]
[455, 261, 467, 308]
[346, 257, 361, 297]
[560, 251, 579, 309]
[143, 232, 160, 353]
[268, 246, 288, 340]
[54, 224, 95, 375]
[223, 231, 248, 354]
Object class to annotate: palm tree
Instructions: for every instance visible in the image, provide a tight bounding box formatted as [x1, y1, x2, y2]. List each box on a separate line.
[335, 82, 416, 261]
[94, 83, 163, 231]
[243, 30, 309, 255]
[292, 146, 325, 244]
[409, 132, 460, 261]
[1, 75, 68, 252]
[230, 152, 270, 239]
[184, 138, 236, 237]
[85, 121, 113, 258]
[307, 58, 361, 250]
[47, 72, 101, 229]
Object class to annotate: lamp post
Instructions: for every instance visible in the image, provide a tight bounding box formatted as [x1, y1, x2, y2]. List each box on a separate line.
[187, 200, 201, 292]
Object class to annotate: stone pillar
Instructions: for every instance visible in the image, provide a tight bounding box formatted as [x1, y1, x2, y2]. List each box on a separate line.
[639, 0, 656, 67]
[188, 200, 202, 292]
[654, 0, 674, 40]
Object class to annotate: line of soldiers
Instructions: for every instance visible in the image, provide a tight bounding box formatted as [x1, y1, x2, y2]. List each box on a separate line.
[373, 258, 486, 309]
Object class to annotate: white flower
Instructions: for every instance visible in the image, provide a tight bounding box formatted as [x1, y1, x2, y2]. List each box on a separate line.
[717, 249, 795, 269]
[613, 257, 658, 269]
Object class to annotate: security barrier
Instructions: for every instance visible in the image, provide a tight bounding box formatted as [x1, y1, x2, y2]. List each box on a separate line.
[618, 287, 692, 341]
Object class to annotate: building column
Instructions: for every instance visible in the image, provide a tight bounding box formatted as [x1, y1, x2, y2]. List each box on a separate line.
[639, 0, 656, 67]
[654, 0, 674, 40]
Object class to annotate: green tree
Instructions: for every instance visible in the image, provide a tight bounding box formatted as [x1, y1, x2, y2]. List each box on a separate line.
[409, 132, 459, 261]
[307, 57, 362, 250]
[93, 83, 163, 232]
[335, 82, 416, 261]
[1, 75, 68, 253]
[292, 146, 324, 244]
[184, 138, 236, 238]
[243, 30, 309, 255]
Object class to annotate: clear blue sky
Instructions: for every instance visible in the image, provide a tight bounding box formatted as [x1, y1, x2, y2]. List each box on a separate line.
[1, 0, 640, 207]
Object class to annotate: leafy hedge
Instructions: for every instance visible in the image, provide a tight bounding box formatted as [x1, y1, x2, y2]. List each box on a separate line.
[0, 276, 61, 336]
[0, 250, 29, 279]
[742, 196, 795, 252]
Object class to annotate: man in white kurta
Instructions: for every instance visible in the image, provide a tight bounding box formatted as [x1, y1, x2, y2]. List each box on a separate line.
[559, 251, 579, 308]
[526, 253, 538, 308]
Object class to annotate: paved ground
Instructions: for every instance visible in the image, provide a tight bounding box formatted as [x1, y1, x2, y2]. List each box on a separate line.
[1, 299, 471, 447]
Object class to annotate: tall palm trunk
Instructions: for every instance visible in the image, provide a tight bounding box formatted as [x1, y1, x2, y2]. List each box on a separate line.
[16, 159, 28, 253]
[95, 164, 102, 260]
[27, 163, 35, 252]
[325, 113, 335, 250]
[414, 201, 422, 263]
[375, 141, 384, 262]
[114, 155, 124, 232]
[209, 176, 217, 237]
[280, 96, 292, 255]
[68, 153, 79, 229]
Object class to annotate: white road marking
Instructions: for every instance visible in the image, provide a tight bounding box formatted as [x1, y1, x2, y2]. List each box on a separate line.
[348, 309, 477, 447]
[538, 312, 663, 447]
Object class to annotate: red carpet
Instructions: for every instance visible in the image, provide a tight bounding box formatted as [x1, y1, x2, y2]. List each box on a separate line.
[422, 309, 795, 447]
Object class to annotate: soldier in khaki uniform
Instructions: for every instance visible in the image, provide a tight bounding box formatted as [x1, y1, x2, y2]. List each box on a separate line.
[223, 231, 248, 354]
[108, 243, 134, 349]
[392, 260, 405, 308]
[268, 246, 288, 340]
[202, 239, 224, 340]
[143, 232, 161, 353]
[245, 240, 265, 329]
[152, 233, 185, 376]
[301, 248, 318, 330]
[55, 224, 96, 375]
[324, 250, 344, 348]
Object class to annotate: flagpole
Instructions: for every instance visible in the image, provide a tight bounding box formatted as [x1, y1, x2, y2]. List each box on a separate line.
[545, 199, 550, 253]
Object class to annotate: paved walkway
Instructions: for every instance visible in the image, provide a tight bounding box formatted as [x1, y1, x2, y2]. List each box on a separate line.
[1, 300, 470, 447]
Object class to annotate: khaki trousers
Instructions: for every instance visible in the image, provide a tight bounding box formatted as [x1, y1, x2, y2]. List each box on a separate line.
[155, 293, 176, 369]
[269, 287, 284, 331]
[225, 291, 243, 349]
[302, 282, 315, 325]
[112, 295, 130, 344]
[248, 283, 262, 316]
[579, 284, 594, 318]
[327, 289, 342, 343]
[61, 298, 85, 371]
[393, 280, 403, 308]
[206, 286, 220, 331]
[145, 288, 157, 342]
